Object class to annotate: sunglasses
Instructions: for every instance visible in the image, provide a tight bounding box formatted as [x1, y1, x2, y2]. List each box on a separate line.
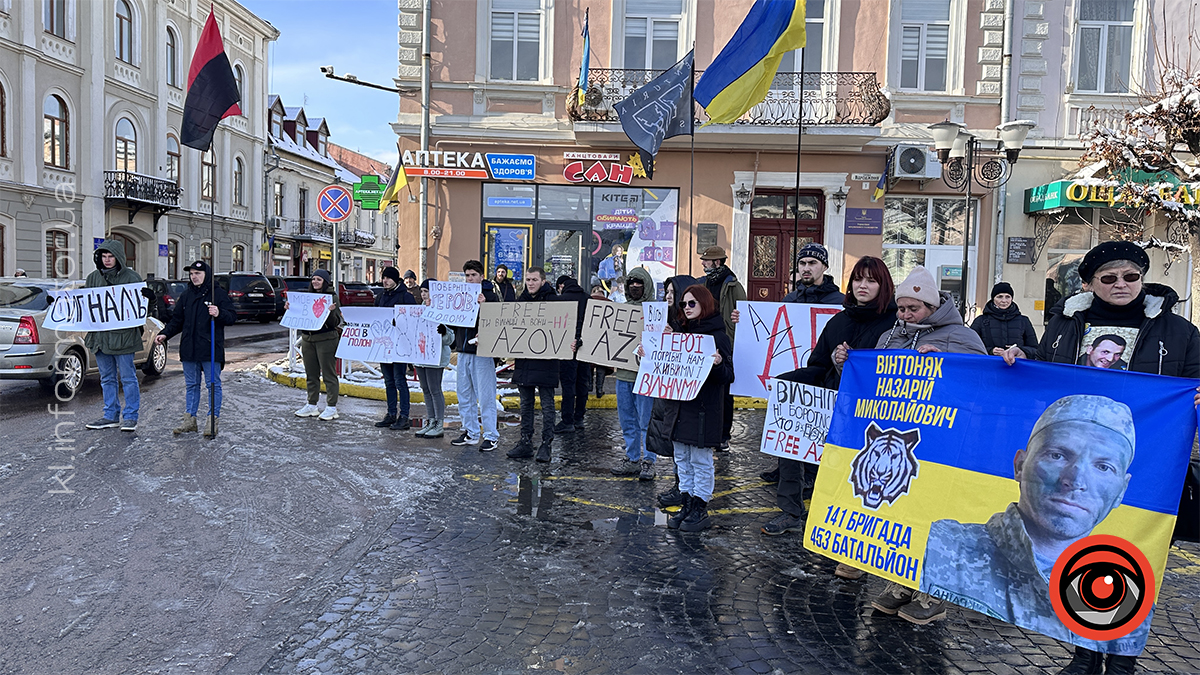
[679, 300, 699, 308]
[1097, 272, 1141, 285]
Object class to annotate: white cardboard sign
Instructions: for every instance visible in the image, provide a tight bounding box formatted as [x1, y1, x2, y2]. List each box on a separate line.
[280, 292, 334, 330]
[423, 281, 482, 327]
[730, 301, 841, 398]
[43, 282, 149, 332]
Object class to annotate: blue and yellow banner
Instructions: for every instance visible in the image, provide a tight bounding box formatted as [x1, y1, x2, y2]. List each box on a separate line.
[806, 351, 1197, 655]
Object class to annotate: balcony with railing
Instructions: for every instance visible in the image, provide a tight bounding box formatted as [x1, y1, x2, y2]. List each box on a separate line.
[338, 227, 377, 248]
[1069, 105, 1131, 139]
[278, 218, 334, 242]
[569, 70, 890, 127]
[104, 171, 181, 224]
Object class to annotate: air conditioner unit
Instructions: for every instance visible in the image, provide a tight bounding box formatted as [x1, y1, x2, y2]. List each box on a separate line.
[892, 144, 941, 180]
[339, 251, 351, 263]
[268, 216, 285, 230]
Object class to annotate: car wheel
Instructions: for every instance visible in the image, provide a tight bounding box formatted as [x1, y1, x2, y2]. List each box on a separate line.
[44, 350, 86, 400]
[143, 341, 168, 376]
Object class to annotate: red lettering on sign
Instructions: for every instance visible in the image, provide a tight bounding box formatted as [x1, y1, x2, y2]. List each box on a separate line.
[608, 163, 633, 185]
[564, 161, 585, 183]
[582, 161, 609, 182]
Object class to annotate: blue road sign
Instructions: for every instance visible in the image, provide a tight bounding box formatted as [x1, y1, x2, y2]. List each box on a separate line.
[318, 185, 353, 223]
[485, 154, 536, 181]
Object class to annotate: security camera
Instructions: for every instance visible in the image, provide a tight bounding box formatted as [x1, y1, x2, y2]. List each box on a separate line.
[319, 65, 334, 75]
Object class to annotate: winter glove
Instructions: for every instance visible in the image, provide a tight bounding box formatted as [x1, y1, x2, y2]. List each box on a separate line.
[141, 287, 155, 300]
[437, 324, 447, 334]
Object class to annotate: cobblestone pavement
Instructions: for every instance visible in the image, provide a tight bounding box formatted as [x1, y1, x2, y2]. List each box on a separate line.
[4, 367, 1198, 675]
[259, 410, 1200, 675]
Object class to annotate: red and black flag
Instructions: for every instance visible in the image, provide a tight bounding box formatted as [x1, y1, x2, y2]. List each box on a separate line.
[181, 9, 241, 150]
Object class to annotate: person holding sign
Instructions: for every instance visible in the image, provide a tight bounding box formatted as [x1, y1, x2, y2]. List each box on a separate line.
[373, 267, 417, 431]
[652, 274, 701, 509]
[83, 239, 147, 432]
[554, 275, 592, 434]
[761, 256, 897, 538]
[644, 285, 734, 532]
[610, 268, 658, 481]
[292, 270, 344, 421]
[414, 280, 455, 439]
[154, 260, 236, 437]
[451, 261, 501, 451]
[506, 268, 560, 463]
[700, 246, 746, 450]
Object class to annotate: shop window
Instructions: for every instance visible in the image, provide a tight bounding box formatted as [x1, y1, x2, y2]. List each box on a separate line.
[44, 0, 67, 38]
[115, 0, 133, 64]
[882, 195, 977, 293]
[115, 117, 136, 173]
[1076, 0, 1134, 93]
[490, 0, 541, 81]
[166, 134, 180, 184]
[201, 148, 216, 201]
[537, 185, 590, 221]
[623, 0, 682, 71]
[231, 245, 245, 272]
[483, 183, 536, 219]
[166, 27, 179, 87]
[43, 94, 68, 168]
[899, 0, 951, 91]
[45, 229, 70, 278]
[1041, 207, 1141, 322]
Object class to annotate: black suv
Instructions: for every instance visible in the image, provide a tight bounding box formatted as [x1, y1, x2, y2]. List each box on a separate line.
[144, 278, 190, 323]
[265, 275, 288, 318]
[215, 272, 276, 322]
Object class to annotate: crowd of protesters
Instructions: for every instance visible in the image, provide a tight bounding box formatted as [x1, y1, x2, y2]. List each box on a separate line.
[81, 234, 1199, 675]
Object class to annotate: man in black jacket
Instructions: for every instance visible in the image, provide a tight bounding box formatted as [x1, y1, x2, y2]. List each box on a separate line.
[155, 260, 237, 437]
[507, 268, 559, 463]
[374, 266, 417, 430]
[554, 274, 591, 433]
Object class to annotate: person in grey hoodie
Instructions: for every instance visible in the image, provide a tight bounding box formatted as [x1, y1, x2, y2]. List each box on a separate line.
[609, 267, 658, 481]
[876, 266, 987, 355]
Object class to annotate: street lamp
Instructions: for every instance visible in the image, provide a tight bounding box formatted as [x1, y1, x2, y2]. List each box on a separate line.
[927, 119, 1035, 318]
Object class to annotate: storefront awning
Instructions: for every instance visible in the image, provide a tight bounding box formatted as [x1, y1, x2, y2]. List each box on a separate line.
[1024, 171, 1200, 214]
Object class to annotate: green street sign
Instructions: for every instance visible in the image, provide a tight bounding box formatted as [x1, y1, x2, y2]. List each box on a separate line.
[352, 175, 385, 210]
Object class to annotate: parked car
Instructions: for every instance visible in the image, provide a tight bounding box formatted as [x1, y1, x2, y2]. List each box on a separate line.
[339, 282, 376, 307]
[144, 278, 190, 323]
[368, 285, 385, 300]
[0, 277, 167, 398]
[214, 272, 276, 322]
[265, 275, 288, 319]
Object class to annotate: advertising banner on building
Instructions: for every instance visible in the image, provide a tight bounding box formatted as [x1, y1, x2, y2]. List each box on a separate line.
[476, 301, 578, 360]
[43, 283, 149, 332]
[805, 351, 1198, 656]
[590, 188, 677, 292]
[730, 301, 842, 398]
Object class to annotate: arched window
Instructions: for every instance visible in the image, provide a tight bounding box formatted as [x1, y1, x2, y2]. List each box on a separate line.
[110, 233, 136, 271]
[115, 117, 136, 173]
[1, 81, 6, 158]
[233, 65, 245, 111]
[166, 27, 178, 87]
[167, 239, 179, 279]
[200, 242, 213, 270]
[201, 148, 216, 201]
[45, 229, 70, 278]
[44, 0, 67, 38]
[43, 95, 68, 168]
[231, 245, 245, 271]
[115, 1, 133, 63]
[166, 134, 180, 184]
[233, 157, 244, 205]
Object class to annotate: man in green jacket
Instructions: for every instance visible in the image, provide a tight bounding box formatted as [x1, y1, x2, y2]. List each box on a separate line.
[84, 239, 145, 432]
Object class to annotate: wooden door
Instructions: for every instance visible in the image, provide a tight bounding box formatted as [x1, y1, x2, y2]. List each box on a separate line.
[748, 190, 824, 301]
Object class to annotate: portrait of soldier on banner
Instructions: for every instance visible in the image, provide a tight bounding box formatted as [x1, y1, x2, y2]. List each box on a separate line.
[1075, 326, 1138, 371]
[921, 394, 1148, 656]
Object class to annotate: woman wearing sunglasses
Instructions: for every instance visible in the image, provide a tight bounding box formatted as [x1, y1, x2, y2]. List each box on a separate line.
[645, 284, 735, 532]
[999, 240, 1198, 675]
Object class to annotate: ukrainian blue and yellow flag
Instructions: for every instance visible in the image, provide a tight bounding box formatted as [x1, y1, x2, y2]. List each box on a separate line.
[577, 9, 590, 107]
[694, 0, 806, 125]
[872, 149, 891, 202]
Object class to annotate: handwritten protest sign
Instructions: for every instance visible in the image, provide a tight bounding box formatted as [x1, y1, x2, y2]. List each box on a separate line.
[42, 282, 149, 332]
[477, 301, 578, 359]
[280, 292, 334, 330]
[633, 331, 715, 400]
[759, 378, 835, 464]
[423, 281, 482, 327]
[577, 299, 642, 370]
[806, 351, 1199, 655]
[336, 306, 441, 366]
[642, 301, 667, 332]
[730, 301, 841, 398]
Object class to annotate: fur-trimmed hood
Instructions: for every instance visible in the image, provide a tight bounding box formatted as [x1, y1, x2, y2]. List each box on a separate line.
[1057, 282, 1178, 321]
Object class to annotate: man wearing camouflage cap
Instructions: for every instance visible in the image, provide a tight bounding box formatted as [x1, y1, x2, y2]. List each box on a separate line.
[921, 395, 1147, 659]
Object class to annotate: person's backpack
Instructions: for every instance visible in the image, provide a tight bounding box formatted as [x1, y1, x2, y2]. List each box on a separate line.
[1173, 459, 1200, 543]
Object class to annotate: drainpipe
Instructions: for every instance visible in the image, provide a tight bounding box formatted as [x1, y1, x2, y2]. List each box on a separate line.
[994, 0, 1014, 284]
[418, 0, 431, 281]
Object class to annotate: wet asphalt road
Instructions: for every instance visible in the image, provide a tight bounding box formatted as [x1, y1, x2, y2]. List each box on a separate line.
[2, 340, 1199, 675]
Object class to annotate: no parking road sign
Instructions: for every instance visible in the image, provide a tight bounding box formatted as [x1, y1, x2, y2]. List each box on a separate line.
[318, 185, 353, 223]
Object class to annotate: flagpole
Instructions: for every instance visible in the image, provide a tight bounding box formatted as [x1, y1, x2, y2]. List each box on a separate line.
[791, 49, 804, 295]
[688, 43, 696, 281]
[208, 137, 218, 439]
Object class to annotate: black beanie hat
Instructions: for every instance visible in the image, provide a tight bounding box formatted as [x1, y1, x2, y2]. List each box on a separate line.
[555, 275, 574, 288]
[381, 266, 401, 283]
[990, 282, 1014, 299]
[419, 278, 431, 290]
[1078, 241, 1150, 283]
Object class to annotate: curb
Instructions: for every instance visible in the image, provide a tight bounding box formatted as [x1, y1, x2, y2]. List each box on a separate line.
[226, 327, 289, 347]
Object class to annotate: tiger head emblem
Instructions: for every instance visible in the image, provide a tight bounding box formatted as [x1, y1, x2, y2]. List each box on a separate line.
[848, 422, 921, 510]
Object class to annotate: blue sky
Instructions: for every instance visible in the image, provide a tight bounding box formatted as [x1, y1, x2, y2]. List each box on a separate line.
[240, 0, 401, 166]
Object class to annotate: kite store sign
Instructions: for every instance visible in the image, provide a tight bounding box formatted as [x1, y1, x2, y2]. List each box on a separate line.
[401, 149, 535, 181]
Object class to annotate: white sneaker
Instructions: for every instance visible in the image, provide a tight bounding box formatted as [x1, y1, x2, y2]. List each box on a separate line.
[295, 403, 319, 417]
[318, 406, 339, 421]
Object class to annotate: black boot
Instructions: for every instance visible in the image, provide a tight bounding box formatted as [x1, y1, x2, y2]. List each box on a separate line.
[535, 440, 552, 463]
[507, 439, 534, 459]
[657, 471, 683, 507]
[374, 413, 396, 428]
[667, 494, 692, 529]
[1104, 654, 1136, 675]
[1056, 647, 1104, 675]
[680, 497, 711, 532]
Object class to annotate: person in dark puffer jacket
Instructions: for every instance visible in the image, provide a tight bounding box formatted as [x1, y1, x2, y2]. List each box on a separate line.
[646, 284, 735, 532]
[998, 240, 1200, 675]
[651, 274, 701, 508]
[373, 267, 417, 431]
[506, 268, 560, 463]
[554, 274, 592, 433]
[970, 282, 1039, 357]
